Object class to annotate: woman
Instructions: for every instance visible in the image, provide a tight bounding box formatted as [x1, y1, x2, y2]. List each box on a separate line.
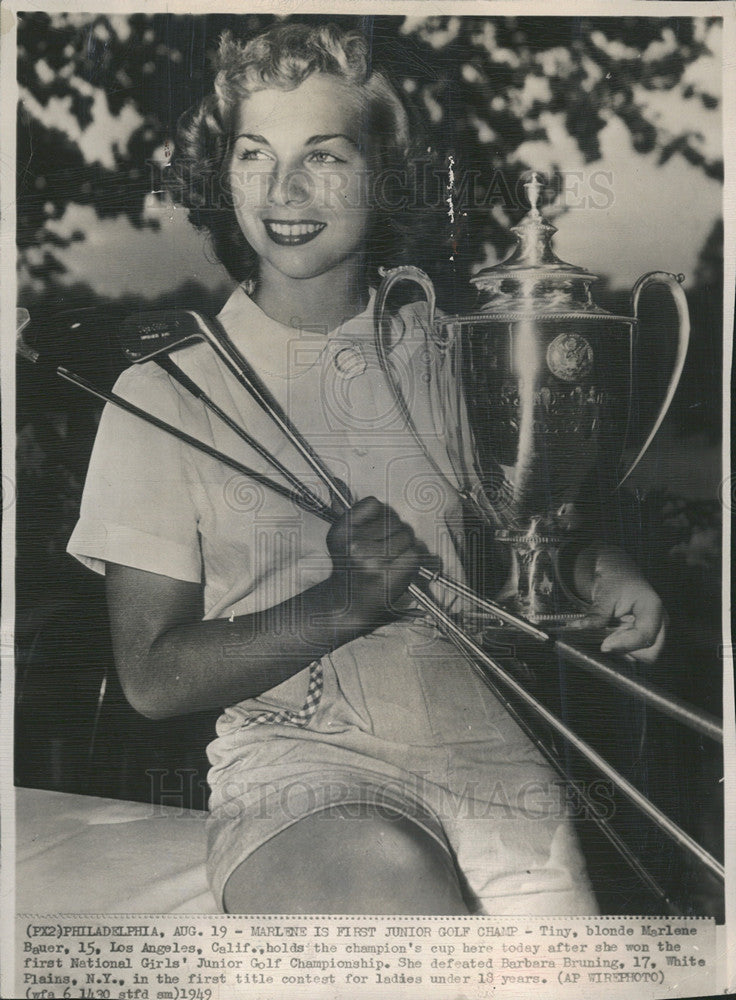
[68, 21, 665, 915]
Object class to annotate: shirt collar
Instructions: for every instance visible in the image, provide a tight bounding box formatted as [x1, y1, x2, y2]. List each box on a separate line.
[216, 283, 391, 380]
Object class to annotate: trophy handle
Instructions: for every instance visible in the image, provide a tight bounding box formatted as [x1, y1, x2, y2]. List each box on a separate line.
[374, 265, 437, 350]
[373, 266, 439, 465]
[617, 271, 690, 488]
[374, 266, 484, 509]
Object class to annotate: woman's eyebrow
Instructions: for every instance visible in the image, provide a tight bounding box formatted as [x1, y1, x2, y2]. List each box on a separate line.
[235, 132, 270, 144]
[306, 133, 359, 147]
[234, 131, 360, 148]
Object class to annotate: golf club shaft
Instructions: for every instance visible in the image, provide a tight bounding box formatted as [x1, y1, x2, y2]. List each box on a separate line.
[187, 312, 353, 509]
[154, 355, 334, 520]
[408, 582, 724, 880]
[55, 367, 325, 513]
[171, 314, 722, 745]
[424, 567, 723, 743]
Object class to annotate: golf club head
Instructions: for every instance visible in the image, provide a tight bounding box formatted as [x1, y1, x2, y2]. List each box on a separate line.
[17, 306, 129, 384]
[118, 310, 212, 363]
[16, 307, 31, 337]
[16, 308, 41, 366]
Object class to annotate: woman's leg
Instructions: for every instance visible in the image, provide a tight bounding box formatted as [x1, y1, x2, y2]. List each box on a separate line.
[222, 806, 471, 914]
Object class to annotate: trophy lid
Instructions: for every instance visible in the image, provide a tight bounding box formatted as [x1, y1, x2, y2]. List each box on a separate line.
[470, 172, 605, 314]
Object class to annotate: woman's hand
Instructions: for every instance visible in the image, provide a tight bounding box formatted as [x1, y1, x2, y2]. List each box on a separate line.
[105, 497, 427, 719]
[326, 496, 426, 629]
[574, 546, 666, 662]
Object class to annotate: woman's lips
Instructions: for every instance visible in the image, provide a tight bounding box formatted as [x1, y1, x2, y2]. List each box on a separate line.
[263, 220, 327, 246]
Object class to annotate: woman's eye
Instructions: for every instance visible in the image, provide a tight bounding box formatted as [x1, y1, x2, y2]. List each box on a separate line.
[307, 150, 343, 165]
[237, 148, 271, 162]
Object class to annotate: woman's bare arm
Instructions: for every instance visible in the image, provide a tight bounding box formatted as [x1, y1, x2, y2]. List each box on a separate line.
[106, 498, 424, 719]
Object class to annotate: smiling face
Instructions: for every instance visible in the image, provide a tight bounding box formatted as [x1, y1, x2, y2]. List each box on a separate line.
[226, 74, 372, 288]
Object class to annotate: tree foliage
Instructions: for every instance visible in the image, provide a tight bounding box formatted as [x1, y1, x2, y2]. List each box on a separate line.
[17, 12, 723, 283]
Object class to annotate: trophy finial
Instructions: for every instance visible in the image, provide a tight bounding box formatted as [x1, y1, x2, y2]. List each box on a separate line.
[523, 171, 545, 215]
[471, 166, 595, 304]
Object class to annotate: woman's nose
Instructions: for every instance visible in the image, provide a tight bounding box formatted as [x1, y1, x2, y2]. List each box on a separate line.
[267, 165, 312, 207]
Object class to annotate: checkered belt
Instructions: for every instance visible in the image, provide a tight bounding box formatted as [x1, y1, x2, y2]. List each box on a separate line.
[240, 661, 324, 729]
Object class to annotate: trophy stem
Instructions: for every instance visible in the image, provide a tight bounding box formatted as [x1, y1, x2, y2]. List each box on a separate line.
[496, 526, 588, 627]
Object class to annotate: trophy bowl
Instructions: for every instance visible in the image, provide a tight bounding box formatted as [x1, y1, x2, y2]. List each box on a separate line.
[460, 312, 633, 623]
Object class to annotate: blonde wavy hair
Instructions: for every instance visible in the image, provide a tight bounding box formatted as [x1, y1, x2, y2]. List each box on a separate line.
[168, 21, 421, 285]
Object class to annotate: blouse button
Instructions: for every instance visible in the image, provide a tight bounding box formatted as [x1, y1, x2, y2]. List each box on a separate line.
[333, 345, 367, 378]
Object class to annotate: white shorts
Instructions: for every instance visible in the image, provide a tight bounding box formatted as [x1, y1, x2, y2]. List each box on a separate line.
[206, 619, 599, 915]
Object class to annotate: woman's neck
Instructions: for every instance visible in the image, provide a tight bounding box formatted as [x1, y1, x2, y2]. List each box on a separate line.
[253, 260, 369, 334]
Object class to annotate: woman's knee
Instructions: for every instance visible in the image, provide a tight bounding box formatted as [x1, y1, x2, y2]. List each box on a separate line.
[223, 809, 470, 914]
[342, 814, 470, 913]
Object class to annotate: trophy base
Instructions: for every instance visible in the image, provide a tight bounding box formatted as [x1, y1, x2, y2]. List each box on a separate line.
[500, 596, 588, 630]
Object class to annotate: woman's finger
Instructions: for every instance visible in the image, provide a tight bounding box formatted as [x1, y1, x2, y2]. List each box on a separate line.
[600, 603, 666, 661]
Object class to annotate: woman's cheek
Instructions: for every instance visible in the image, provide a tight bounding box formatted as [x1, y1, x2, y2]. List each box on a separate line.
[315, 173, 344, 213]
[228, 168, 269, 212]
[347, 170, 371, 214]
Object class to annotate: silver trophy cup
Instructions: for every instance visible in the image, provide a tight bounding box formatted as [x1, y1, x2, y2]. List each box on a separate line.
[374, 173, 689, 626]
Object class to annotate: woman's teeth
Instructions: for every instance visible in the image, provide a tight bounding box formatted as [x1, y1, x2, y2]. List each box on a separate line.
[270, 222, 323, 235]
[264, 220, 326, 244]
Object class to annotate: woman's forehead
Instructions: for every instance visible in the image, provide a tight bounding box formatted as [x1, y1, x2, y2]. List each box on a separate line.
[234, 74, 366, 141]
